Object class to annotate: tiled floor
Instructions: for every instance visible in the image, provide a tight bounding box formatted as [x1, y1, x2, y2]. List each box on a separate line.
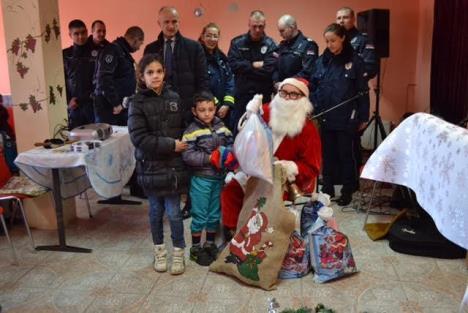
[0, 189, 466, 313]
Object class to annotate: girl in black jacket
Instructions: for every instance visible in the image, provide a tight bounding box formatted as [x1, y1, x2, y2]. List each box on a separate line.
[128, 54, 189, 275]
[310, 23, 370, 206]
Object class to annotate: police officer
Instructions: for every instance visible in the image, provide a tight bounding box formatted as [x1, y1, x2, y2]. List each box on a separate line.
[228, 10, 277, 133]
[310, 23, 370, 206]
[274, 14, 318, 86]
[199, 22, 235, 129]
[94, 26, 144, 126]
[63, 19, 96, 129]
[87, 20, 110, 59]
[336, 7, 377, 79]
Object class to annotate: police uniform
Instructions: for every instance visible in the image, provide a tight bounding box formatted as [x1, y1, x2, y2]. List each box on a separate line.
[310, 43, 370, 200]
[227, 32, 277, 133]
[63, 42, 96, 129]
[274, 31, 318, 82]
[94, 37, 136, 126]
[347, 27, 377, 79]
[204, 47, 235, 128]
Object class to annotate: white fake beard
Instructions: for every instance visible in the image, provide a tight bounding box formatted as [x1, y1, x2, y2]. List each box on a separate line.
[269, 94, 313, 138]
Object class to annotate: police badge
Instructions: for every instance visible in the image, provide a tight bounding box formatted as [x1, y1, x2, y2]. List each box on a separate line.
[260, 45, 267, 54]
[345, 62, 353, 70]
[91, 50, 98, 57]
[104, 54, 113, 64]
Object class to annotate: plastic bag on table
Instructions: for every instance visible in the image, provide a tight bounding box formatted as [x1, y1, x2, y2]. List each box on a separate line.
[233, 113, 273, 184]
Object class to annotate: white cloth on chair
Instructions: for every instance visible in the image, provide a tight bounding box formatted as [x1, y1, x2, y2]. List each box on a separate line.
[361, 113, 468, 249]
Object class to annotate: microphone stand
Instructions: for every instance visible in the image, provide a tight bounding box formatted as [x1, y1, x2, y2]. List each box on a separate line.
[310, 90, 369, 121]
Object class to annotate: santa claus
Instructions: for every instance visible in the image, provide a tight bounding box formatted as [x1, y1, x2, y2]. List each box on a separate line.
[222, 77, 322, 240]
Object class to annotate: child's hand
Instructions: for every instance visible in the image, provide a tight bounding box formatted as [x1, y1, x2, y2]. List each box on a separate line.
[174, 140, 188, 152]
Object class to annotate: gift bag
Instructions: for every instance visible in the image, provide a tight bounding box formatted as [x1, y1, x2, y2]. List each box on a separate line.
[309, 226, 358, 283]
[210, 165, 296, 290]
[233, 113, 273, 183]
[278, 231, 311, 279]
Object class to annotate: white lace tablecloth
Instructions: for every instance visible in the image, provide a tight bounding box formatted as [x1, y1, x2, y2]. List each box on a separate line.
[14, 126, 135, 199]
[361, 113, 468, 249]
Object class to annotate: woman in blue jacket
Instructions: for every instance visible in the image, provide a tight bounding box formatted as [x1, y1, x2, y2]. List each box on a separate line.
[310, 23, 370, 206]
[199, 23, 235, 129]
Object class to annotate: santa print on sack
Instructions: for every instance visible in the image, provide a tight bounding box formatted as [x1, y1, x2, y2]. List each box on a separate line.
[225, 197, 274, 281]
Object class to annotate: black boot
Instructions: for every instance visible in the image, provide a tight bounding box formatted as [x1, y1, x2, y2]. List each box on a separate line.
[336, 193, 353, 206]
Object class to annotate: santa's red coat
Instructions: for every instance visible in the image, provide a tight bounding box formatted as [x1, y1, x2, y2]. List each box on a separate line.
[222, 104, 322, 228]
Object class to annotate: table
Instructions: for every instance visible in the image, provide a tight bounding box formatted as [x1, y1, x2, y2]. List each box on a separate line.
[361, 112, 468, 249]
[361, 113, 468, 312]
[14, 126, 135, 253]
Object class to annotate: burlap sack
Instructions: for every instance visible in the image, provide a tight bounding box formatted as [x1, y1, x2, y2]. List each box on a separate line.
[210, 165, 296, 290]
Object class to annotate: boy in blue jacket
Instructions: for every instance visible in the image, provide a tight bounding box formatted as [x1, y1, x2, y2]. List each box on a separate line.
[182, 91, 237, 266]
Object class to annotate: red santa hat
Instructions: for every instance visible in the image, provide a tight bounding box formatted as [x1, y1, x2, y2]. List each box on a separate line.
[279, 77, 310, 98]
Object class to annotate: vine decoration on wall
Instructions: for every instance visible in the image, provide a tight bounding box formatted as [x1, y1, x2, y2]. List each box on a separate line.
[8, 18, 60, 78]
[8, 18, 63, 112]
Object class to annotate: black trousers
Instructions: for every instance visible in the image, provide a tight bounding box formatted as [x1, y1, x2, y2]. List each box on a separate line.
[94, 95, 127, 126]
[68, 100, 95, 130]
[320, 128, 359, 196]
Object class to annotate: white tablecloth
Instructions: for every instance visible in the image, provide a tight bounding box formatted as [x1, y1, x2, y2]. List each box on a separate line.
[15, 126, 135, 199]
[361, 113, 468, 249]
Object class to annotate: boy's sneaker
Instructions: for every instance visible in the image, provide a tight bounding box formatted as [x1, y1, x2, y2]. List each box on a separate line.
[190, 245, 213, 266]
[204, 242, 218, 261]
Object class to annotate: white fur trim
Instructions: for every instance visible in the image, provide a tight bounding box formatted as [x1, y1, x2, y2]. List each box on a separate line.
[233, 171, 249, 192]
[280, 78, 309, 98]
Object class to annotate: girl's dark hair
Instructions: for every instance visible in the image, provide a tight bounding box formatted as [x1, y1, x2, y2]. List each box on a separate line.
[199, 22, 220, 45]
[136, 53, 164, 89]
[323, 23, 346, 38]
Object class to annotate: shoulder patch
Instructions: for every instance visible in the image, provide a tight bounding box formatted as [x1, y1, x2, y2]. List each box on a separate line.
[104, 54, 113, 64]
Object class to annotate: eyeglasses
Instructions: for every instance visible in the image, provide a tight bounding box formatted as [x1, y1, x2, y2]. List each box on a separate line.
[278, 89, 303, 100]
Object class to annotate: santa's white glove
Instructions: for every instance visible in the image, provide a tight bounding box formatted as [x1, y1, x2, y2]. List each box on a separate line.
[246, 94, 263, 115]
[274, 160, 298, 182]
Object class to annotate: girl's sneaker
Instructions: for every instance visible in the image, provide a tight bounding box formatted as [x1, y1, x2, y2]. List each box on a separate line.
[153, 244, 167, 272]
[170, 247, 185, 275]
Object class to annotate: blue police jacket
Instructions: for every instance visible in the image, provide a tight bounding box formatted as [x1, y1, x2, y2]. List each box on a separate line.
[274, 31, 318, 82]
[94, 37, 136, 107]
[310, 43, 370, 130]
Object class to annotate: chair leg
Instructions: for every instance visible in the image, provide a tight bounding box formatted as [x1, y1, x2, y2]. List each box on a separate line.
[84, 191, 93, 218]
[1, 213, 19, 265]
[16, 199, 35, 251]
[363, 181, 378, 230]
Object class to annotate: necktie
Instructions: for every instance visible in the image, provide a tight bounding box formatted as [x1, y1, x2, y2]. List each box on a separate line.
[165, 40, 173, 81]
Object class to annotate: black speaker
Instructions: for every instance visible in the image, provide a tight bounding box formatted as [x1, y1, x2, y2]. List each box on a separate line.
[357, 9, 390, 58]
